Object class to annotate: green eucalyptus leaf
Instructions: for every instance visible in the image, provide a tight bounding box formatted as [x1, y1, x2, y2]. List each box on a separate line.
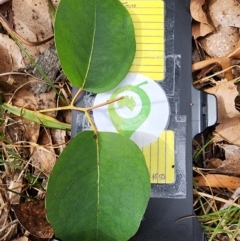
[46, 131, 150, 241]
[54, 0, 136, 93]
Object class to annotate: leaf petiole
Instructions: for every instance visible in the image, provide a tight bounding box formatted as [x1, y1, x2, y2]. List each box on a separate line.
[86, 96, 124, 111]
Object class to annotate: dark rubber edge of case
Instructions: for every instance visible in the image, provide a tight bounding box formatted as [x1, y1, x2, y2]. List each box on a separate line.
[130, 0, 207, 240]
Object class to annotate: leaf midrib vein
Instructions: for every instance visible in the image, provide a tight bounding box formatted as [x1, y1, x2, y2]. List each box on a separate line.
[83, 0, 97, 88]
[95, 4, 99, 232]
[96, 133, 100, 239]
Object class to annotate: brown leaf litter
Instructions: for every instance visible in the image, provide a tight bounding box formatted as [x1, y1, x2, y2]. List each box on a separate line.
[191, 0, 214, 39]
[13, 200, 54, 238]
[191, 0, 240, 83]
[12, 0, 54, 64]
[0, 1, 68, 240]
[192, 1, 240, 238]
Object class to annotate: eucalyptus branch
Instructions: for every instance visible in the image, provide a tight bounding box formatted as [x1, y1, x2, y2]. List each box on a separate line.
[38, 95, 124, 113]
[33, 93, 124, 132]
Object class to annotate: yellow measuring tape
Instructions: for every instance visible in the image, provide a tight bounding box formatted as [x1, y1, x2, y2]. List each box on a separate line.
[122, 0, 175, 184]
[122, 0, 165, 80]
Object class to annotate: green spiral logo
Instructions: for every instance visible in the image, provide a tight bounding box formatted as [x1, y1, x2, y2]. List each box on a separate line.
[108, 81, 151, 138]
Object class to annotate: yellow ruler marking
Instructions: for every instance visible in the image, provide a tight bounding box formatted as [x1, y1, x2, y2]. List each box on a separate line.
[149, 138, 158, 182]
[123, 1, 164, 9]
[131, 8, 164, 15]
[137, 43, 164, 51]
[131, 66, 164, 73]
[143, 142, 151, 172]
[165, 131, 175, 183]
[131, 15, 163, 23]
[122, 1, 172, 183]
[136, 36, 164, 44]
[135, 50, 164, 58]
[142, 131, 175, 184]
[132, 58, 164, 66]
[122, 0, 165, 81]
[157, 133, 166, 184]
[134, 22, 163, 30]
[135, 29, 164, 36]
[142, 72, 164, 80]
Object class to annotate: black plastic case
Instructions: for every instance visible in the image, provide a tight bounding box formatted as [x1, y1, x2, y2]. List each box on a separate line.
[71, 0, 207, 240]
[129, 1, 206, 240]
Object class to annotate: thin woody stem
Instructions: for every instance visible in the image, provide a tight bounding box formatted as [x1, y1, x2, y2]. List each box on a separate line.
[38, 105, 85, 113]
[85, 110, 97, 135]
[71, 88, 83, 106]
[86, 96, 124, 111]
[38, 96, 124, 113]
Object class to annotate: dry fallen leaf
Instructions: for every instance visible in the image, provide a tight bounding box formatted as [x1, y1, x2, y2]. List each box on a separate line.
[5, 118, 35, 159]
[0, 33, 24, 71]
[13, 200, 54, 238]
[12, 79, 57, 117]
[190, 0, 214, 38]
[205, 80, 239, 122]
[51, 128, 68, 155]
[12, 0, 54, 64]
[32, 129, 56, 176]
[7, 173, 23, 205]
[214, 158, 240, 176]
[192, 40, 240, 81]
[212, 144, 240, 175]
[0, 33, 24, 95]
[5, 117, 40, 159]
[199, 0, 240, 57]
[208, 0, 240, 28]
[0, 34, 25, 95]
[205, 158, 223, 169]
[12, 237, 29, 241]
[0, 0, 9, 4]
[194, 174, 240, 189]
[0, 43, 12, 82]
[200, 27, 239, 58]
[32, 145, 55, 175]
[205, 81, 240, 145]
[220, 143, 240, 160]
[214, 118, 240, 146]
[6, 77, 58, 157]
